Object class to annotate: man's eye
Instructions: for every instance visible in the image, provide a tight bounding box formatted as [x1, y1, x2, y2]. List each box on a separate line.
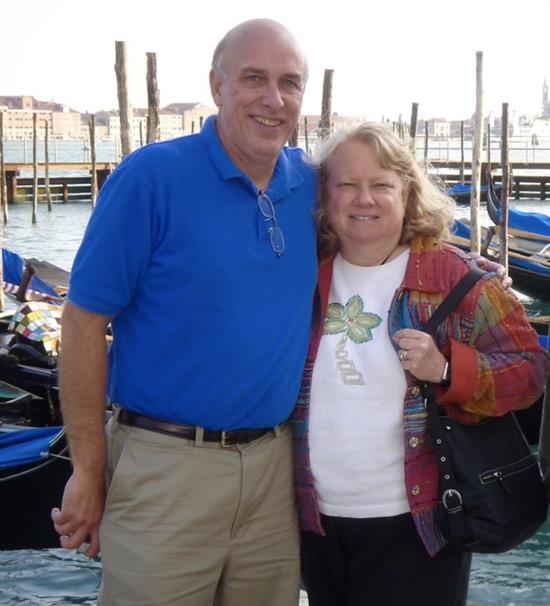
[337, 182, 356, 189]
[282, 79, 301, 91]
[245, 75, 262, 84]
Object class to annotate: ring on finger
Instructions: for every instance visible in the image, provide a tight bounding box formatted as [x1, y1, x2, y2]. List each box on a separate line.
[398, 349, 409, 362]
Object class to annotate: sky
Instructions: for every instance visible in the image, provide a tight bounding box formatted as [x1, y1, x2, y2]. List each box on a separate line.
[1, 0, 549, 122]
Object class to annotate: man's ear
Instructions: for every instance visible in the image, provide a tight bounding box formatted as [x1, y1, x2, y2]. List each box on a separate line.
[209, 69, 223, 108]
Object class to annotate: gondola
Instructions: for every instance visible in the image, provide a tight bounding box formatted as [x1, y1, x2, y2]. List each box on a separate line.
[447, 180, 502, 205]
[0, 255, 70, 550]
[0, 309, 67, 550]
[450, 219, 550, 301]
[485, 170, 550, 299]
[0, 420, 71, 550]
[2, 247, 68, 304]
[486, 172, 550, 242]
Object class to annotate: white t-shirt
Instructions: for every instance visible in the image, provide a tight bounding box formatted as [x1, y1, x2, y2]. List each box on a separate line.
[309, 250, 410, 518]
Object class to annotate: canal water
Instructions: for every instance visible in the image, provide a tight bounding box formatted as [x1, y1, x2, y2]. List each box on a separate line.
[0, 200, 549, 605]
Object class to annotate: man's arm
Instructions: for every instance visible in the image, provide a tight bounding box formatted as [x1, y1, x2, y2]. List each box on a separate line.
[51, 301, 112, 558]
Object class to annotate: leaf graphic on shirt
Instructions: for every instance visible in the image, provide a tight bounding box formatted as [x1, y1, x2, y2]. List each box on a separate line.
[348, 312, 383, 343]
[345, 295, 364, 318]
[323, 296, 382, 343]
[324, 303, 348, 334]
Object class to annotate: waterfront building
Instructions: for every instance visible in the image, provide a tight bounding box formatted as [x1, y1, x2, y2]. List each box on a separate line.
[107, 102, 217, 142]
[0, 95, 82, 140]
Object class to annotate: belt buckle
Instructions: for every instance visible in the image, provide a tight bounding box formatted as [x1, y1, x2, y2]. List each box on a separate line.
[221, 431, 232, 448]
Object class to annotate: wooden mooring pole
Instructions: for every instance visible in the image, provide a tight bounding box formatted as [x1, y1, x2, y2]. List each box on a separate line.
[470, 51, 484, 255]
[288, 125, 298, 148]
[89, 114, 98, 208]
[146, 52, 160, 143]
[490, 123, 491, 173]
[115, 41, 133, 158]
[320, 69, 334, 141]
[499, 103, 510, 271]
[32, 112, 38, 224]
[423, 121, 428, 162]
[459, 120, 465, 184]
[44, 119, 52, 211]
[487, 123, 491, 169]
[304, 116, 310, 155]
[0, 111, 8, 224]
[409, 102, 418, 155]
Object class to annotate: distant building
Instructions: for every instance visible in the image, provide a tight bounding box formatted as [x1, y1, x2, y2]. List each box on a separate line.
[107, 102, 217, 143]
[425, 119, 451, 138]
[0, 96, 217, 142]
[0, 95, 84, 140]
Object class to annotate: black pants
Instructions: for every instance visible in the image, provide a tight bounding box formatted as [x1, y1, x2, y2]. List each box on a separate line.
[301, 513, 471, 606]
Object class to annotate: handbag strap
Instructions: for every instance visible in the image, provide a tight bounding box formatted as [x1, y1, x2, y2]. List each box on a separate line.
[422, 265, 486, 334]
[420, 265, 486, 543]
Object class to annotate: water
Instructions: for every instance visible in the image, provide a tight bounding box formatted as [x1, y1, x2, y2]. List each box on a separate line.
[4, 138, 550, 166]
[4, 141, 118, 165]
[0, 201, 549, 605]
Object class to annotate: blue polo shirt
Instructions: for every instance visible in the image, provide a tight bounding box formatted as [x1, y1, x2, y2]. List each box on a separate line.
[68, 116, 318, 429]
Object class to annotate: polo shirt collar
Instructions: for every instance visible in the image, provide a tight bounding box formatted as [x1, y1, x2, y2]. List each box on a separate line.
[200, 115, 304, 201]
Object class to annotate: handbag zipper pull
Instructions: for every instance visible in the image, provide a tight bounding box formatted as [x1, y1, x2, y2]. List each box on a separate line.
[493, 471, 512, 496]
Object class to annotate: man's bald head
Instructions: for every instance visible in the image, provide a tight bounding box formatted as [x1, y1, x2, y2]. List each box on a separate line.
[211, 19, 308, 87]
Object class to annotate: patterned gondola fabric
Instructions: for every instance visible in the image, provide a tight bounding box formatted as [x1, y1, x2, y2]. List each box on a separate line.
[8, 301, 62, 356]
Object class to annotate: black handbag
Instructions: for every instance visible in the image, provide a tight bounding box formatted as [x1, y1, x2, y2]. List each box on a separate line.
[421, 266, 548, 553]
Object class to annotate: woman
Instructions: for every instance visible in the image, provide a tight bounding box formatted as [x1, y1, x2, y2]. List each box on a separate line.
[293, 123, 549, 606]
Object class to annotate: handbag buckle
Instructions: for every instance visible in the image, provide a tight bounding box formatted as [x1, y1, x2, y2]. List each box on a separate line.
[442, 488, 463, 511]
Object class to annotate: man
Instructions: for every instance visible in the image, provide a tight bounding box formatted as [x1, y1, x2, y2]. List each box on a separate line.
[51, 19, 317, 606]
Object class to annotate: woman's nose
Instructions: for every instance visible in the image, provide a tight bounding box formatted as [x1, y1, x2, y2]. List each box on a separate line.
[355, 188, 374, 206]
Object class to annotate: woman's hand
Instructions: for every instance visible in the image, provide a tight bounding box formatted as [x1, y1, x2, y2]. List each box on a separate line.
[394, 329, 447, 383]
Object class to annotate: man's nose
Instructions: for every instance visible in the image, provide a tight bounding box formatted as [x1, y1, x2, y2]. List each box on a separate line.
[262, 81, 284, 109]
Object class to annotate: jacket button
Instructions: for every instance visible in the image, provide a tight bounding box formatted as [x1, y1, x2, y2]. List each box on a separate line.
[409, 437, 419, 448]
[411, 484, 421, 496]
[411, 386, 421, 396]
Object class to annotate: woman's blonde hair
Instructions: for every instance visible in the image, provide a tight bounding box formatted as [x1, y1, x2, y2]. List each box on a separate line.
[315, 122, 455, 257]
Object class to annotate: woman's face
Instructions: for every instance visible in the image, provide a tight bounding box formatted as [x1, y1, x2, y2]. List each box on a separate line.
[325, 139, 408, 263]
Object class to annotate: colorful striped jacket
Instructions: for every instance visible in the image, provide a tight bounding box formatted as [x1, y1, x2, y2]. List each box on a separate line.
[292, 235, 549, 557]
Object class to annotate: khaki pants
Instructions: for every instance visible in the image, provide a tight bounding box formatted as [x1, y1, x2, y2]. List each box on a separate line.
[98, 415, 300, 606]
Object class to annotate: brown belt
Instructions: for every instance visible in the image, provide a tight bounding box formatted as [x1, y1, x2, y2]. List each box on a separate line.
[117, 408, 273, 447]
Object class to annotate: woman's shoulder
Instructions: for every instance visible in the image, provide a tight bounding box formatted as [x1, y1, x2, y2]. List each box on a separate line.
[410, 235, 477, 283]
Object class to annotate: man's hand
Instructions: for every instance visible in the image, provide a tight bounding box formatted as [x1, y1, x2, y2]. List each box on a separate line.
[51, 469, 105, 558]
[471, 255, 513, 291]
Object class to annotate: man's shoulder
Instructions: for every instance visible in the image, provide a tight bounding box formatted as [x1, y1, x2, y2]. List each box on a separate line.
[281, 146, 313, 169]
[112, 134, 207, 182]
[279, 146, 317, 189]
[128, 134, 202, 163]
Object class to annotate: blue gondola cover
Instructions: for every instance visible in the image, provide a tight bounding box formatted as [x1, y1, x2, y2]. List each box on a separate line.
[0, 426, 64, 470]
